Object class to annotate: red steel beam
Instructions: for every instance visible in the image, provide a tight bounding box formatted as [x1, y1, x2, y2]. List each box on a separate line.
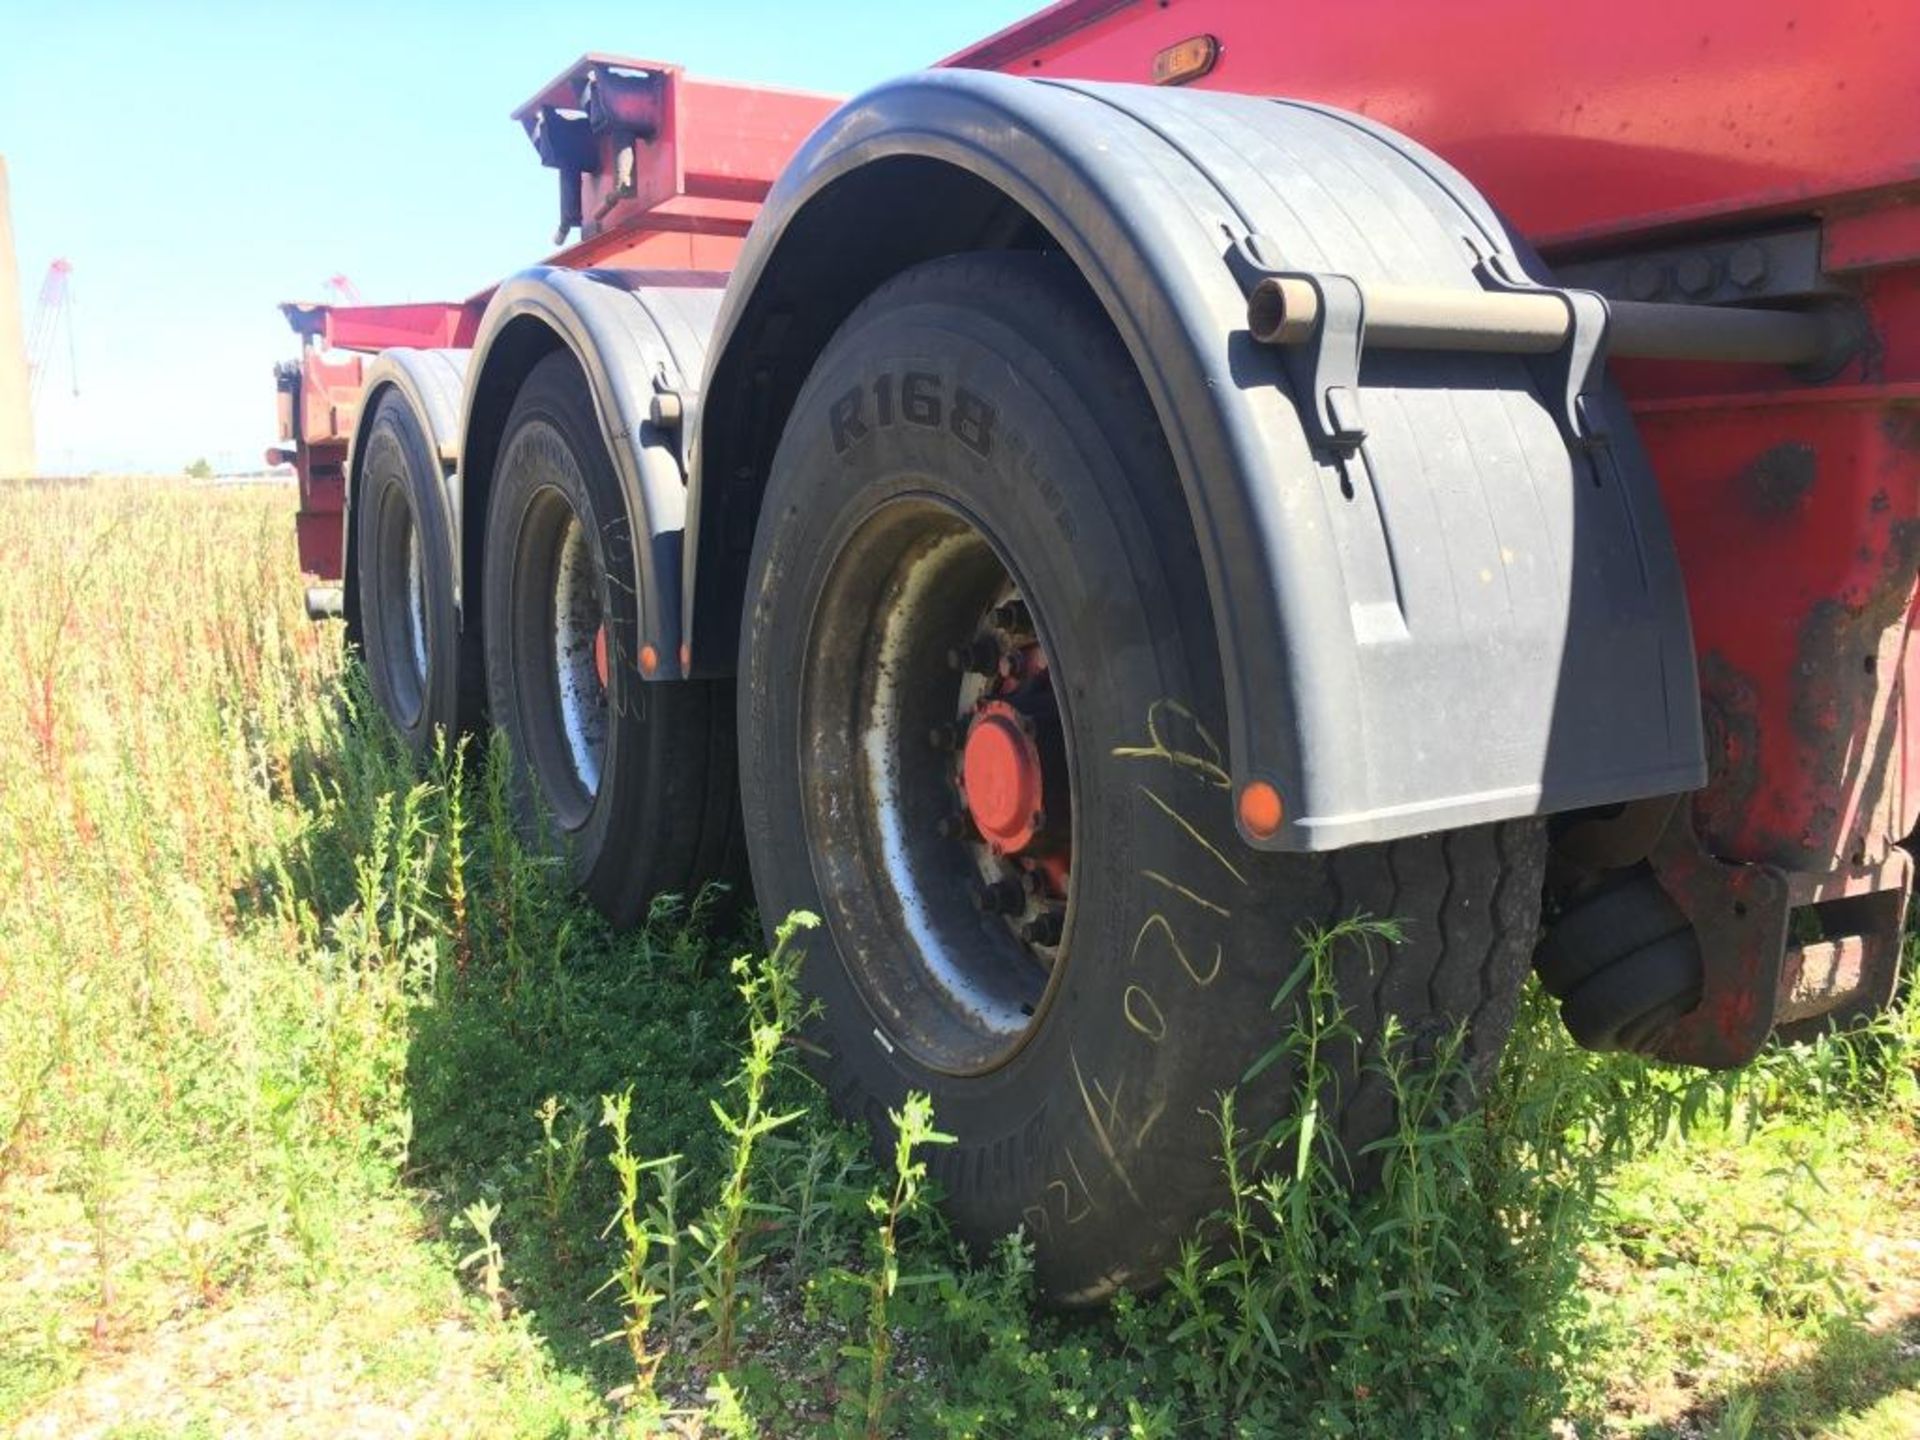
[944, 0, 1920, 253]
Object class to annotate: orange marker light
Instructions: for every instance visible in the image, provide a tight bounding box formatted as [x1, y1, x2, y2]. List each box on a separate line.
[1152, 34, 1220, 86]
[638, 644, 659, 677]
[678, 642, 691, 673]
[1237, 781, 1284, 840]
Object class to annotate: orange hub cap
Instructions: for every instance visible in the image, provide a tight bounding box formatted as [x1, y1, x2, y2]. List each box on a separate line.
[961, 701, 1045, 854]
[1237, 780, 1285, 840]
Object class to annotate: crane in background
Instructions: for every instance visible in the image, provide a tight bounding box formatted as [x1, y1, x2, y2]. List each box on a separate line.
[25, 257, 75, 413]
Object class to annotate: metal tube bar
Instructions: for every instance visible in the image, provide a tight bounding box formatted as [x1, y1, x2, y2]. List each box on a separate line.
[1246, 275, 1836, 366]
[1606, 299, 1833, 364]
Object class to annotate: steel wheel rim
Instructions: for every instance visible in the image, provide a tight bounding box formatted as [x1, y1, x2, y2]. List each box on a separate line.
[551, 512, 606, 797]
[798, 494, 1076, 1076]
[372, 484, 427, 728]
[507, 478, 609, 830]
[404, 524, 429, 688]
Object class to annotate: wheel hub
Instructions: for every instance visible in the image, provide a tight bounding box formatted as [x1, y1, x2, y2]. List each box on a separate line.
[943, 619, 1072, 949]
[962, 701, 1044, 854]
[796, 498, 1079, 1073]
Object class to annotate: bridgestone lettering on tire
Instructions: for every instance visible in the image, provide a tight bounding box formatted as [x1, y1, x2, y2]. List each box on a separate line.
[355, 389, 481, 756]
[482, 350, 741, 926]
[738, 252, 1548, 1303]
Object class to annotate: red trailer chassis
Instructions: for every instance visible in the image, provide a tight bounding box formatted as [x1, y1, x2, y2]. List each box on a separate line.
[276, 0, 1916, 1076]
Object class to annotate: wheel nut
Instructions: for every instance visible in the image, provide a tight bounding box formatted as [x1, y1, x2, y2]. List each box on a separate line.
[997, 649, 1026, 681]
[972, 879, 1024, 915]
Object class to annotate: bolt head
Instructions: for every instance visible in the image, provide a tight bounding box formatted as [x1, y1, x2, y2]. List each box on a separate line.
[972, 879, 1022, 913]
[1728, 242, 1768, 289]
[1627, 261, 1668, 301]
[991, 599, 1033, 633]
[1021, 912, 1065, 946]
[1674, 254, 1717, 297]
[949, 636, 1000, 675]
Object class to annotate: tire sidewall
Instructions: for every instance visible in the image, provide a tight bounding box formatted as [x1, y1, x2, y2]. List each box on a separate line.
[482, 357, 641, 903]
[356, 394, 458, 755]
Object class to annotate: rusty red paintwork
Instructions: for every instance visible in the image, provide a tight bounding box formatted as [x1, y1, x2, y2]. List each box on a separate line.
[1647, 804, 1912, 1067]
[1638, 395, 1918, 873]
[1644, 810, 1793, 1069]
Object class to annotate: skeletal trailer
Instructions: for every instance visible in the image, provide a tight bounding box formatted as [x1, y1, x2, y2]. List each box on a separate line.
[272, 1, 1919, 1298]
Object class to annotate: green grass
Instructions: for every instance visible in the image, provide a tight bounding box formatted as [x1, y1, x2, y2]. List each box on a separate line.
[1, 478, 1916, 1437]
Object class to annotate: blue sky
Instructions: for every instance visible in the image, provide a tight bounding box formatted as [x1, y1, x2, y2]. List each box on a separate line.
[0, 0, 1036, 472]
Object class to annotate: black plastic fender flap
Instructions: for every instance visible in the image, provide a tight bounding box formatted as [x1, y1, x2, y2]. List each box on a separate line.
[462, 267, 725, 675]
[689, 73, 1707, 850]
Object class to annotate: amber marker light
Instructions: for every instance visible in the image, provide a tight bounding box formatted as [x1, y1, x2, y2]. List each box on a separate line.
[1152, 34, 1220, 86]
[638, 644, 660, 677]
[1237, 781, 1284, 840]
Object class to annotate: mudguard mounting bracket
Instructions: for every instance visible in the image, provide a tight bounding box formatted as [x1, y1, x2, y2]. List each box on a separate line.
[1226, 235, 1368, 453]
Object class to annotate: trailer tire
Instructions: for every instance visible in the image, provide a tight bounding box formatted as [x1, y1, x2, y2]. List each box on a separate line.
[738, 252, 1545, 1302]
[355, 389, 480, 757]
[483, 351, 741, 925]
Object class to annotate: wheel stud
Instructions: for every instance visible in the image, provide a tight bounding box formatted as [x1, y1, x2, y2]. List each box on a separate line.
[947, 636, 1000, 675]
[1021, 910, 1064, 946]
[991, 599, 1032, 633]
[972, 878, 1025, 915]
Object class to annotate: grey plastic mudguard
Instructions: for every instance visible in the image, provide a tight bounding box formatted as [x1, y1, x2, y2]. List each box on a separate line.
[461, 268, 724, 668]
[344, 346, 468, 621]
[686, 70, 1706, 852]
